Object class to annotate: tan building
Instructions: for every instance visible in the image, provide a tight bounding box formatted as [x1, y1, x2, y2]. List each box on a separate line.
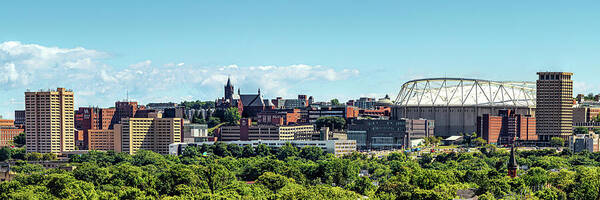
[25, 88, 75, 154]
[219, 119, 315, 141]
[87, 129, 116, 151]
[117, 118, 182, 155]
[536, 72, 573, 141]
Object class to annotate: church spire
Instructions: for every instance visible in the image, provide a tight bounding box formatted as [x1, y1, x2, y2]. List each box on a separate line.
[226, 76, 232, 87]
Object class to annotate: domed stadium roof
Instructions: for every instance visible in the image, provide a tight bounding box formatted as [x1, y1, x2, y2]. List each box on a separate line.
[394, 78, 536, 107]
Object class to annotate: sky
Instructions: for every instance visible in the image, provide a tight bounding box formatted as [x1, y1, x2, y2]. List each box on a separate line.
[2, 1, 600, 118]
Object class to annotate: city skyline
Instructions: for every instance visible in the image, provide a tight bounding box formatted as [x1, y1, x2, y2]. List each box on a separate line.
[3, 1, 600, 118]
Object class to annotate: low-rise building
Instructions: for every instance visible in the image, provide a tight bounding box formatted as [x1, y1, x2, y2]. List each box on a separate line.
[570, 134, 600, 153]
[257, 109, 302, 125]
[347, 118, 434, 150]
[218, 118, 315, 141]
[169, 139, 357, 157]
[183, 123, 211, 143]
[308, 106, 358, 123]
[573, 107, 600, 123]
[0, 127, 23, 147]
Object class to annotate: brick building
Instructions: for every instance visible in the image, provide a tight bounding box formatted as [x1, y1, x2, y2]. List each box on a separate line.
[257, 109, 302, 125]
[218, 118, 315, 141]
[478, 110, 537, 145]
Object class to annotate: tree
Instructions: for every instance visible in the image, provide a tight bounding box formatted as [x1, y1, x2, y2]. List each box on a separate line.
[330, 99, 341, 106]
[574, 127, 588, 135]
[227, 143, 242, 158]
[207, 117, 221, 128]
[13, 133, 26, 147]
[348, 176, 376, 196]
[473, 137, 487, 147]
[255, 144, 271, 157]
[201, 163, 236, 194]
[277, 143, 299, 160]
[242, 145, 255, 157]
[256, 172, 293, 192]
[0, 147, 11, 161]
[224, 107, 241, 125]
[550, 137, 565, 147]
[25, 152, 43, 161]
[212, 142, 231, 157]
[315, 116, 346, 130]
[300, 146, 324, 161]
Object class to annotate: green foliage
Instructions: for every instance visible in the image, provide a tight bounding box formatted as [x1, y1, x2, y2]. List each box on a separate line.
[277, 143, 299, 160]
[6, 142, 600, 199]
[257, 172, 294, 192]
[474, 137, 487, 147]
[574, 127, 588, 135]
[0, 147, 10, 161]
[224, 107, 241, 125]
[550, 137, 565, 147]
[207, 116, 221, 128]
[180, 100, 215, 110]
[330, 99, 341, 106]
[13, 132, 26, 147]
[315, 116, 346, 130]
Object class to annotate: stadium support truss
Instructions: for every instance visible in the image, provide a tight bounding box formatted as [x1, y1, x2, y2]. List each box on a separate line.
[394, 78, 536, 107]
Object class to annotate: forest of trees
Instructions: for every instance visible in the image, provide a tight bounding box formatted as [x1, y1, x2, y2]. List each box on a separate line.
[2, 143, 600, 199]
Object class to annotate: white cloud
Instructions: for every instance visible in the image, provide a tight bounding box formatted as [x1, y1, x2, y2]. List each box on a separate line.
[0, 41, 360, 118]
[129, 60, 152, 69]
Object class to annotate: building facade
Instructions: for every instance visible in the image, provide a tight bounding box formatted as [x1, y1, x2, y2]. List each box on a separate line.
[308, 106, 359, 123]
[74, 107, 117, 150]
[573, 107, 600, 123]
[87, 129, 117, 151]
[478, 110, 537, 145]
[170, 140, 357, 157]
[25, 88, 75, 154]
[117, 118, 182, 155]
[218, 118, 315, 141]
[14, 110, 25, 129]
[0, 127, 23, 147]
[536, 72, 573, 141]
[347, 119, 434, 150]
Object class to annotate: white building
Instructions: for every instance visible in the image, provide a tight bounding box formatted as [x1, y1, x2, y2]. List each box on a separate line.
[169, 140, 357, 157]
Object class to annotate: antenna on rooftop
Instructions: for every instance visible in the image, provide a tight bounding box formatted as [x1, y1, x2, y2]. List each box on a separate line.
[126, 89, 129, 102]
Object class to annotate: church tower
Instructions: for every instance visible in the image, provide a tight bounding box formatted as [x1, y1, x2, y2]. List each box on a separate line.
[225, 77, 234, 101]
[507, 144, 518, 178]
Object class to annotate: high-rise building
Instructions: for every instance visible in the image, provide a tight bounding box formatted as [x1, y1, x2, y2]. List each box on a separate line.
[25, 88, 75, 154]
[536, 72, 573, 141]
[116, 118, 182, 154]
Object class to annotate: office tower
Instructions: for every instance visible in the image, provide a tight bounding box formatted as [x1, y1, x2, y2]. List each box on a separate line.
[536, 72, 573, 141]
[25, 88, 75, 154]
[117, 118, 182, 154]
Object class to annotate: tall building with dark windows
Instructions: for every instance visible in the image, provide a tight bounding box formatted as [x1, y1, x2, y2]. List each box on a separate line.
[536, 72, 573, 141]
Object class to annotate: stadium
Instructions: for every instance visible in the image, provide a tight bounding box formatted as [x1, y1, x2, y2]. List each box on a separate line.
[392, 78, 536, 137]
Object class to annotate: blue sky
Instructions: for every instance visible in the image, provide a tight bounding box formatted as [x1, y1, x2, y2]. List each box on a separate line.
[2, 1, 600, 118]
